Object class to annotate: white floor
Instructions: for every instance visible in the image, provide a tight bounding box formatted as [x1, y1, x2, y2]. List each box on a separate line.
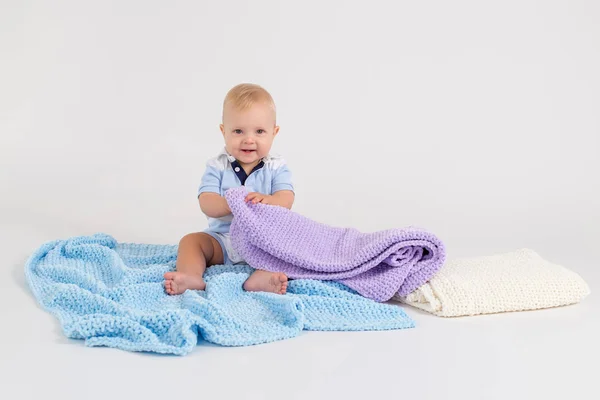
[1, 223, 598, 400]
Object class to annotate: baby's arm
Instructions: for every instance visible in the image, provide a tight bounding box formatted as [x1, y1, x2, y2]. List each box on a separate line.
[198, 193, 231, 218]
[197, 161, 231, 218]
[244, 190, 294, 209]
[246, 160, 295, 209]
[270, 190, 294, 209]
[266, 159, 295, 209]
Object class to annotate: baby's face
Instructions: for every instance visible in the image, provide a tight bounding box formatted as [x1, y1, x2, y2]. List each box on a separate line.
[220, 102, 279, 166]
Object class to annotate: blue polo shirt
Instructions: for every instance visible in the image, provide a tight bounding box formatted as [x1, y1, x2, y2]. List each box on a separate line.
[197, 148, 294, 234]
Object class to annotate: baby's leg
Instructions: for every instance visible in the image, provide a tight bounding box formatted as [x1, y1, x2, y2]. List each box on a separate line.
[243, 270, 288, 295]
[164, 233, 223, 295]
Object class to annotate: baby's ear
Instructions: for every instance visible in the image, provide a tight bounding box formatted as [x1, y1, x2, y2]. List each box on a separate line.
[219, 124, 225, 135]
[273, 125, 280, 136]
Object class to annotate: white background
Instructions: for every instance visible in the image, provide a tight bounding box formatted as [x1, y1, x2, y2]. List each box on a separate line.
[1, 1, 598, 399]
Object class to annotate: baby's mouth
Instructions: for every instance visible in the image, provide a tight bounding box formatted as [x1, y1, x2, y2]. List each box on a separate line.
[241, 149, 256, 153]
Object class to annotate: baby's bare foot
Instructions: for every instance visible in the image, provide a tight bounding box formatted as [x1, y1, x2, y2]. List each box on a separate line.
[243, 270, 288, 295]
[163, 271, 206, 295]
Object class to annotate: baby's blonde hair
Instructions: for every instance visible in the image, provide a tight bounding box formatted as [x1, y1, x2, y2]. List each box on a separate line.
[222, 83, 276, 122]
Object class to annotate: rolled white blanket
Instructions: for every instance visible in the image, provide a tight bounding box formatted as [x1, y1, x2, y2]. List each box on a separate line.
[395, 249, 590, 317]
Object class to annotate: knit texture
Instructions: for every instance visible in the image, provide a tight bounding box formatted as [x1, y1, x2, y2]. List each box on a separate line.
[25, 233, 414, 355]
[395, 249, 591, 317]
[226, 187, 446, 302]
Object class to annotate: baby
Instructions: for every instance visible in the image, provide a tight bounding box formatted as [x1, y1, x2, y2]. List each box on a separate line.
[164, 83, 294, 296]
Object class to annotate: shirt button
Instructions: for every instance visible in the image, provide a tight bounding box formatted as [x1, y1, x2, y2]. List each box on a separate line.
[234, 167, 240, 172]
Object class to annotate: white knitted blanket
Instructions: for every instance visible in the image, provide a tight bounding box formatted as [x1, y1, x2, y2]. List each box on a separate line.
[395, 249, 590, 317]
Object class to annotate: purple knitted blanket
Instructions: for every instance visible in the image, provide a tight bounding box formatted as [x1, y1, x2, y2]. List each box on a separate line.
[226, 187, 446, 302]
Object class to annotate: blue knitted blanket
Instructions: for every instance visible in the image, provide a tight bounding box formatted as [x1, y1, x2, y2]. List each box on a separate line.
[25, 233, 414, 355]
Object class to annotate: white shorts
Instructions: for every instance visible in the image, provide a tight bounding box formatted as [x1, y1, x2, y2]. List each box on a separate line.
[205, 231, 245, 265]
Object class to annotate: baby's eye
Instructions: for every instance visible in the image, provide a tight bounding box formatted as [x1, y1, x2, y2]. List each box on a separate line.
[233, 129, 243, 134]
[256, 129, 265, 134]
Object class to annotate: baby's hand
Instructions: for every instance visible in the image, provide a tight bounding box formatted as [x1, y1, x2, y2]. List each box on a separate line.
[245, 192, 273, 205]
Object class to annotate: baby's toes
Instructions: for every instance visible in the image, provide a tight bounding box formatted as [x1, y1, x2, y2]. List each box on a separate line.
[166, 280, 176, 294]
[164, 272, 175, 280]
